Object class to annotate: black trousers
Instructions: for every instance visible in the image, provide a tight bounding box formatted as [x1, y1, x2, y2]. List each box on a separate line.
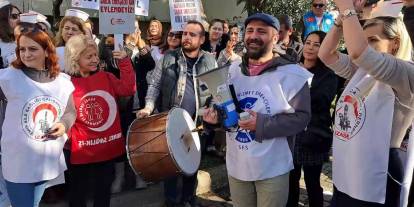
[69, 161, 115, 207]
[164, 173, 198, 205]
[286, 164, 324, 207]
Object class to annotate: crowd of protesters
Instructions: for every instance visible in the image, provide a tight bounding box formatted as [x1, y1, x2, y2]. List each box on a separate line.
[0, 0, 414, 207]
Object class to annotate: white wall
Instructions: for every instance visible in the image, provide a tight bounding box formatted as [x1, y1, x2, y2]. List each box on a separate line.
[9, 0, 247, 22]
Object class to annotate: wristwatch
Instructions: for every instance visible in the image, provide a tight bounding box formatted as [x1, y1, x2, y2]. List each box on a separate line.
[341, 9, 358, 20]
[334, 14, 343, 28]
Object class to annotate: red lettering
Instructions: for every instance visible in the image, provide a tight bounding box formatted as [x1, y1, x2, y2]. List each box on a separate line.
[335, 131, 350, 140]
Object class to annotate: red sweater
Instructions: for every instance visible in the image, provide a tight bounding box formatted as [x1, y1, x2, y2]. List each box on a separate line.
[69, 58, 136, 164]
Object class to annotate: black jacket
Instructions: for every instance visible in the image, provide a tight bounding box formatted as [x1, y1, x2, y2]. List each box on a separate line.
[297, 62, 338, 152]
[201, 33, 229, 59]
[404, 6, 414, 48]
[132, 51, 156, 109]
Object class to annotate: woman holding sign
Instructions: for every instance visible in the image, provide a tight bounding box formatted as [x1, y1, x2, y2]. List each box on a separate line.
[64, 34, 135, 207]
[318, 0, 414, 206]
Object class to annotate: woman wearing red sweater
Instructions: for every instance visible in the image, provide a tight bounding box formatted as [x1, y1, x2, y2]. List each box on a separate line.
[64, 34, 136, 207]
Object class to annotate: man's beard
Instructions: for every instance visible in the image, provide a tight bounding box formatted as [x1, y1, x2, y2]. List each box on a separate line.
[182, 43, 199, 53]
[245, 38, 267, 60]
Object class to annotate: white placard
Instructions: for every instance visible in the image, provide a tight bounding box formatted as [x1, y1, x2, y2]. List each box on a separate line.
[72, 0, 99, 10]
[99, 0, 135, 35]
[362, 0, 404, 19]
[169, 0, 202, 31]
[135, 0, 149, 16]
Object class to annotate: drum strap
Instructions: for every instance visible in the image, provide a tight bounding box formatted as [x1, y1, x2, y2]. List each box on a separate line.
[229, 84, 242, 113]
[174, 57, 187, 108]
[175, 50, 202, 123]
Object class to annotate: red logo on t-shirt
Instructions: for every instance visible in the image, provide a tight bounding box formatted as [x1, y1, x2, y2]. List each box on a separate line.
[307, 17, 315, 22]
[79, 96, 109, 128]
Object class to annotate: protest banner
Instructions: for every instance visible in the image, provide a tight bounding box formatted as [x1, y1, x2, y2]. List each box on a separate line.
[99, 0, 135, 50]
[169, 0, 203, 31]
[135, 0, 149, 16]
[72, 0, 99, 10]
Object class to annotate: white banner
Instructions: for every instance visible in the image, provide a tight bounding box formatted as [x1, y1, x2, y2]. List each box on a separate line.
[135, 0, 149, 16]
[72, 0, 99, 10]
[169, 0, 202, 31]
[99, 0, 135, 34]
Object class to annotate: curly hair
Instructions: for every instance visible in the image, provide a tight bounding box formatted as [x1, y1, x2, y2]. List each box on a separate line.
[55, 16, 86, 47]
[64, 34, 98, 75]
[12, 30, 60, 78]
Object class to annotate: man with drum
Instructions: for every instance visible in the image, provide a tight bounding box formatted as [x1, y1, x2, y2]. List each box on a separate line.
[137, 20, 217, 207]
[203, 13, 312, 207]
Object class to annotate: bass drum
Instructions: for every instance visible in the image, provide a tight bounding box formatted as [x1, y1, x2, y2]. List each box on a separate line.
[126, 108, 201, 182]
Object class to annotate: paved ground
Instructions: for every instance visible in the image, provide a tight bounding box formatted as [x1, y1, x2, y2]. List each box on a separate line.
[40, 155, 333, 207]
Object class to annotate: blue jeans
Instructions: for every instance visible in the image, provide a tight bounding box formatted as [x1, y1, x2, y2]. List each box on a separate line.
[5, 180, 46, 207]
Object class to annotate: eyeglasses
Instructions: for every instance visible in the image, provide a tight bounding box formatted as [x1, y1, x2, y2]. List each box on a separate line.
[10, 13, 21, 20]
[168, 32, 182, 39]
[312, 3, 325, 8]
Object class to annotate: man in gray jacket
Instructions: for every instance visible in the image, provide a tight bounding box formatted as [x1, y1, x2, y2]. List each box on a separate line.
[137, 20, 217, 207]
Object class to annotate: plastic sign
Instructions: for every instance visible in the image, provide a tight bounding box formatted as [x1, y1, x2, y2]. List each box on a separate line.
[169, 0, 203, 32]
[99, 0, 135, 34]
[72, 0, 99, 10]
[135, 0, 149, 16]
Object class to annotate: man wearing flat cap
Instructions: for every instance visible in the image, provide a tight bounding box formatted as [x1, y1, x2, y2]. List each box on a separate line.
[203, 13, 312, 207]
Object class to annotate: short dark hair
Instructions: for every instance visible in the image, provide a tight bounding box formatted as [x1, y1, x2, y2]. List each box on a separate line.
[186, 20, 206, 37]
[279, 15, 293, 30]
[209, 19, 225, 30]
[229, 24, 239, 30]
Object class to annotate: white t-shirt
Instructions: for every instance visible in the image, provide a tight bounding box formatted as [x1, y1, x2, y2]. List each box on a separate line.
[150, 45, 163, 62]
[226, 61, 312, 181]
[316, 16, 323, 26]
[0, 41, 16, 68]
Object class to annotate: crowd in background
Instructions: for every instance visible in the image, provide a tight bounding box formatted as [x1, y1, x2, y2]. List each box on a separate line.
[0, 0, 413, 207]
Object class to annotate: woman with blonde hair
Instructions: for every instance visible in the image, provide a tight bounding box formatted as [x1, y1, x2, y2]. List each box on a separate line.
[64, 34, 135, 207]
[146, 19, 164, 62]
[0, 27, 75, 207]
[318, 0, 414, 206]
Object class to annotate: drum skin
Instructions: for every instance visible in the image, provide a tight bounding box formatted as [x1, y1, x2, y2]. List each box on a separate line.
[126, 112, 181, 182]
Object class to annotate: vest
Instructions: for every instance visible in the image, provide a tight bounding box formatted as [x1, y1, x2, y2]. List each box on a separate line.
[158, 48, 216, 113]
[0, 68, 74, 183]
[70, 71, 125, 164]
[303, 11, 334, 38]
[226, 61, 312, 181]
[333, 72, 395, 203]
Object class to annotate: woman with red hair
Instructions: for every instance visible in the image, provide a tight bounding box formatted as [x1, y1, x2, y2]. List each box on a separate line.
[0, 28, 76, 207]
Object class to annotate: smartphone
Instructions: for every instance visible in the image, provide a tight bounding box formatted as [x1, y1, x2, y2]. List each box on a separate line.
[365, 0, 380, 7]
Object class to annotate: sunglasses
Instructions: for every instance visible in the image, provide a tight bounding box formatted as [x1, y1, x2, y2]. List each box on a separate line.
[10, 13, 21, 20]
[19, 24, 43, 34]
[168, 32, 182, 38]
[312, 3, 325, 8]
